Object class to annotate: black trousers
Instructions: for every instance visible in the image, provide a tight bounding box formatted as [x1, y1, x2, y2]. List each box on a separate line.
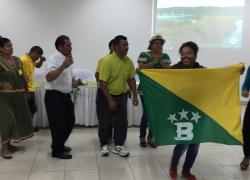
[243, 100, 250, 158]
[27, 92, 37, 117]
[44, 90, 75, 153]
[96, 89, 128, 146]
[96, 87, 115, 139]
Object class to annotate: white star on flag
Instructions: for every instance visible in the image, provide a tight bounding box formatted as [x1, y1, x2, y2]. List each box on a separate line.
[178, 109, 189, 120]
[167, 113, 178, 124]
[191, 112, 201, 123]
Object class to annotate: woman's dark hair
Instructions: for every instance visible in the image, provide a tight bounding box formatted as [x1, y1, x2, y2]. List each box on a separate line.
[0, 37, 11, 48]
[179, 41, 199, 56]
[55, 35, 70, 51]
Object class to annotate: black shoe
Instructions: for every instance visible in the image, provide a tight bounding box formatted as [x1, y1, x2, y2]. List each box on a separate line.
[63, 146, 72, 153]
[52, 152, 72, 159]
[149, 143, 157, 148]
[33, 127, 39, 132]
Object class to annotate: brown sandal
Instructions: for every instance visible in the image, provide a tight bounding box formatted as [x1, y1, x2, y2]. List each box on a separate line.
[240, 158, 249, 170]
[147, 136, 157, 148]
[139, 137, 147, 147]
[8, 144, 18, 152]
[1, 150, 12, 159]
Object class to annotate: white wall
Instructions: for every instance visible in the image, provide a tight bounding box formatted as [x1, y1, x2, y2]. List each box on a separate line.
[0, 0, 153, 71]
[1, 0, 250, 98]
[1, 0, 250, 69]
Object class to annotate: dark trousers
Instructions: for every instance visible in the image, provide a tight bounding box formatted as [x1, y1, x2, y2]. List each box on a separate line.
[139, 95, 152, 138]
[96, 89, 128, 147]
[170, 144, 200, 173]
[108, 118, 115, 139]
[27, 92, 37, 117]
[44, 90, 75, 153]
[243, 100, 250, 158]
[96, 88, 114, 139]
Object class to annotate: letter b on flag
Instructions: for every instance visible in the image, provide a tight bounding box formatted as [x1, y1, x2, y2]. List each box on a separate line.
[174, 122, 193, 141]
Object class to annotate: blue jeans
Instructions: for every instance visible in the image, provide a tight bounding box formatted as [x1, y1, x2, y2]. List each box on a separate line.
[139, 95, 152, 138]
[170, 144, 200, 173]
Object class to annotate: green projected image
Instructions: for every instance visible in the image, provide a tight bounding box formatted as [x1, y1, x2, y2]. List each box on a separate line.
[156, 0, 245, 49]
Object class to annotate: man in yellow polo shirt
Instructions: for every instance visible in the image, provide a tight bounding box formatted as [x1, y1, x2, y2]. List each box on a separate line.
[98, 35, 138, 157]
[20, 46, 46, 132]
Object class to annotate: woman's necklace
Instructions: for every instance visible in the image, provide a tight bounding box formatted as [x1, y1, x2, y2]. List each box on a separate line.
[0, 56, 16, 68]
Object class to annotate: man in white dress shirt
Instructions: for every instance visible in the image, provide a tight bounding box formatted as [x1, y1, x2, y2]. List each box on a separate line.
[44, 35, 79, 159]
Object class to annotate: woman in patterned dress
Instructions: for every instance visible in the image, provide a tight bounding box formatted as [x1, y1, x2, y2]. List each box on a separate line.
[0, 37, 33, 159]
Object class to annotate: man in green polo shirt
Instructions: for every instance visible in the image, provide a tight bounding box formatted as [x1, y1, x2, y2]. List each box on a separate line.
[98, 35, 138, 157]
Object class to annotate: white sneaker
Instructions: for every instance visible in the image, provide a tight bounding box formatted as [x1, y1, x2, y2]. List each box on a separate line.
[100, 145, 109, 156]
[112, 145, 129, 157]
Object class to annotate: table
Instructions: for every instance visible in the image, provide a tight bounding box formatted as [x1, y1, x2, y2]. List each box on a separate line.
[33, 86, 143, 127]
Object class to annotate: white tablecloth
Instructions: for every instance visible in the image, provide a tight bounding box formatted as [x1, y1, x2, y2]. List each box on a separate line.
[33, 86, 142, 127]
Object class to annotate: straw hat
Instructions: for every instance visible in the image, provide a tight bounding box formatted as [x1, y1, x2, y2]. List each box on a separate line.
[148, 34, 165, 50]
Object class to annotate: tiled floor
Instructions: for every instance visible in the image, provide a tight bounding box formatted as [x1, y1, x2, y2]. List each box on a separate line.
[0, 104, 247, 180]
[0, 127, 248, 180]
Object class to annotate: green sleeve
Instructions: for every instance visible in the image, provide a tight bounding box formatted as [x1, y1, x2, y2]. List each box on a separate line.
[96, 58, 103, 73]
[162, 53, 171, 61]
[99, 60, 111, 81]
[137, 52, 149, 63]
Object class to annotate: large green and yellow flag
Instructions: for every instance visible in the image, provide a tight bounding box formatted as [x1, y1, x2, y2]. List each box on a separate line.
[138, 64, 243, 146]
